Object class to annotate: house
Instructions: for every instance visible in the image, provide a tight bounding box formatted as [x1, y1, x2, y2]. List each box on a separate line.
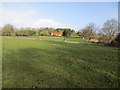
[49, 32, 62, 36]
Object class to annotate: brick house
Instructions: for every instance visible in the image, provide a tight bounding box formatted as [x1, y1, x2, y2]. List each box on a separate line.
[49, 32, 62, 36]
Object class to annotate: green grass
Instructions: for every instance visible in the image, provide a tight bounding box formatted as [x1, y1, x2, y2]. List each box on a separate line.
[2, 36, 119, 88]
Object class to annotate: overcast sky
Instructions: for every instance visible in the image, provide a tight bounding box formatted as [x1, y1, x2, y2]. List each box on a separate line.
[0, 2, 118, 31]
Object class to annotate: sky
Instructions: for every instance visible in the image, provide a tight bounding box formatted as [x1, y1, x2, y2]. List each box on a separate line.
[0, 2, 118, 31]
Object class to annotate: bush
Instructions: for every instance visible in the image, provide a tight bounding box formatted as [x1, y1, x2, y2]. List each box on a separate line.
[110, 33, 120, 47]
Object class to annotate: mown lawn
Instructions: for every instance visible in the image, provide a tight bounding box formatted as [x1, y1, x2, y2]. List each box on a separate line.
[2, 36, 119, 88]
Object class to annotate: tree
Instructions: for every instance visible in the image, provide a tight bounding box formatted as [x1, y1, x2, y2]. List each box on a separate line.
[38, 27, 55, 36]
[2, 24, 14, 36]
[14, 28, 37, 36]
[39, 28, 49, 36]
[115, 33, 120, 45]
[102, 19, 118, 43]
[0, 28, 2, 36]
[80, 23, 96, 40]
[63, 29, 75, 37]
[28, 30, 36, 36]
[55, 28, 65, 32]
[110, 33, 120, 47]
[19, 28, 26, 36]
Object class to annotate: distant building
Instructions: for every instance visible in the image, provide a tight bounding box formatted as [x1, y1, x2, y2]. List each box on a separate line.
[49, 32, 62, 36]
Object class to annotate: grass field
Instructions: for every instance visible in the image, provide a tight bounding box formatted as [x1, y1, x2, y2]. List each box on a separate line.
[2, 36, 119, 88]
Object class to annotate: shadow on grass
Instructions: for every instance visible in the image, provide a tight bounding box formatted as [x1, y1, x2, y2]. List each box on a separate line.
[3, 47, 88, 88]
[2, 40, 119, 88]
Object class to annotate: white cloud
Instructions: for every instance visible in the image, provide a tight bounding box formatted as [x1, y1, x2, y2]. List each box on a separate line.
[32, 19, 74, 29]
[0, 7, 79, 31]
[1, 7, 37, 28]
[33, 19, 61, 27]
[13, 20, 22, 23]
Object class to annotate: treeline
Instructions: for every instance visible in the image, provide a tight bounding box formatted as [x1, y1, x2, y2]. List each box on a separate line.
[77, 19, 119, 47]
[0, 18, 119, 47]
[0, 25, 75, 37]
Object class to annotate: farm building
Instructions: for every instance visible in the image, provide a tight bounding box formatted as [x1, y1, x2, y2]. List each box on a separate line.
[49, 32, 62, 36]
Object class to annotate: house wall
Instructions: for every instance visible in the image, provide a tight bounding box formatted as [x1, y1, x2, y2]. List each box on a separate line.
[50, 32, 62, 36]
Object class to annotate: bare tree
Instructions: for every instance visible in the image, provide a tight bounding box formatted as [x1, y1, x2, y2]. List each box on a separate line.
[2, 24, 14, 36]
[102, 19, 118, 43]
[80, 23, 97, 40]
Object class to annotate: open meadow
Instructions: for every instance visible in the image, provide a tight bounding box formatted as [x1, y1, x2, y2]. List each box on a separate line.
[2, 36, 119, 88]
